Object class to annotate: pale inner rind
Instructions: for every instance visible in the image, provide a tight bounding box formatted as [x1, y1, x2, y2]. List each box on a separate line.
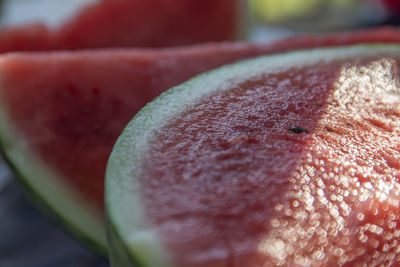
[106, 44, 400, 266]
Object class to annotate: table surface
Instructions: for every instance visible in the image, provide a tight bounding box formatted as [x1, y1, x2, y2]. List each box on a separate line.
[0, 160, 110, 267]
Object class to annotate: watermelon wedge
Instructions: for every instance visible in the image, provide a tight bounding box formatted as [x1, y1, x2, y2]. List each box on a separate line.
[106, 44, 400, 267]
[0, 0, 244, 52]
[1, 27, 400, 255]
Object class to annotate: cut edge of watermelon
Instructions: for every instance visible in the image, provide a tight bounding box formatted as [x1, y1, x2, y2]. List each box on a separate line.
[0, 82, 107, 255]
[105, 44, 400, 266]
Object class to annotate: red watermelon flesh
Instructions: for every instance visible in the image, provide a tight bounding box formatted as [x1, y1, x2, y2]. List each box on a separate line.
[139, 55, 400, 266]
[0, 43, 276, 210]
[1, 27, 400, 251]
[2, 26, 400, 212]
[0, 0, 241, 53]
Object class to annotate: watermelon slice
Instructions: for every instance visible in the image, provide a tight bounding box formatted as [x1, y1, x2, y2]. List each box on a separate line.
[0, 0, 244, 52]
[1, 27, 400, 255]
[106, 44, 400, 266]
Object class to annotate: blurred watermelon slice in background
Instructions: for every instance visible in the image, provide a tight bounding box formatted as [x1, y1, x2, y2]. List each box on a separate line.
[0, 0, 245, 52]
[382, 0, 400, 14]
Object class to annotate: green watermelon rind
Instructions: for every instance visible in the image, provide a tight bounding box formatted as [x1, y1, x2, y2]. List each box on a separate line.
[0, 82, 107, 255]
[105, 44, 400, 267]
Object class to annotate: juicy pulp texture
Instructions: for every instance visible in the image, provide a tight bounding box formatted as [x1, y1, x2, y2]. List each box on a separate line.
[0, 0, 240, 53]
[0, 44, 281, 210]
[2, 27, 400, 210]
[3, 27, 400, 253]
[107, 48, 400, 266]
[3, 29, 400, 212]
[141, 64, 342, 266]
